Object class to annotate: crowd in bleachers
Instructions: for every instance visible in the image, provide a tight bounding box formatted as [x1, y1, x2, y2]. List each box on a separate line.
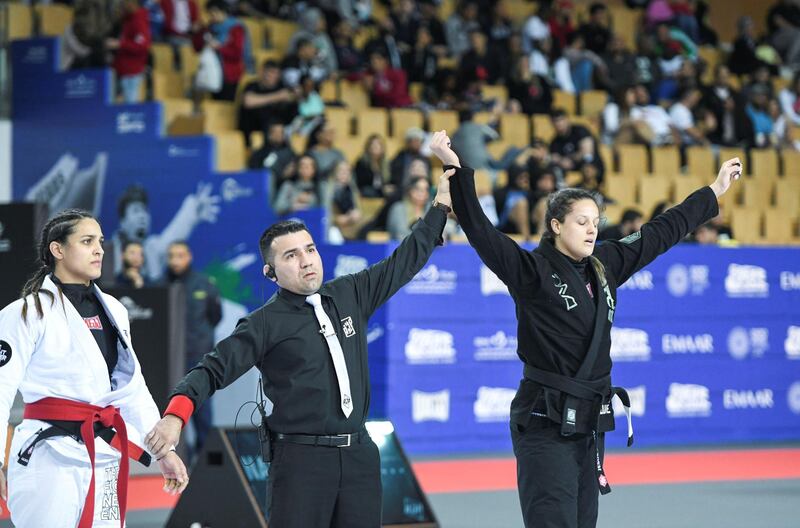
[7, 0, 800, 244]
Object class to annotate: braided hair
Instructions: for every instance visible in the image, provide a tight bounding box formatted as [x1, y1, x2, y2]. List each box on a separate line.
[20, 209, 96, 321]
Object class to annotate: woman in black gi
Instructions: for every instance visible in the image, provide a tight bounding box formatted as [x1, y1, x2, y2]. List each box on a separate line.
[429, 130, 741, 528]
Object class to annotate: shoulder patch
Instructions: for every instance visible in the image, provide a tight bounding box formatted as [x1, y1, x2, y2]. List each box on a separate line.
[619, 231, 642, 245]
[0, 340, 12, 367]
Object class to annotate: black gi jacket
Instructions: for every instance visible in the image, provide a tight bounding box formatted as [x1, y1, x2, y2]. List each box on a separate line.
[450, 167, 719, 433]
[172, 207, 447, 435]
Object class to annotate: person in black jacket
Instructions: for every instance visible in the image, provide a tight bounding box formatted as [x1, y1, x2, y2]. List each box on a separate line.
[164, 241, 222, 459]
[145, 174, 453, 527]
[429, 130, 741, 528]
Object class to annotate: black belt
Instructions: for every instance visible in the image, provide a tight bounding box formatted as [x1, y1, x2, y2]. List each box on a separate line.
[270, 430, 370, 448]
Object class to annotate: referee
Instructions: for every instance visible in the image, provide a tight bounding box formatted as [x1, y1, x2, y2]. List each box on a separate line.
[145, 169, 454, 527]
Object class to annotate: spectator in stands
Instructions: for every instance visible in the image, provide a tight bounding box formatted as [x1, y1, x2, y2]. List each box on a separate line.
[390, 127, 431, 188]
[522, 3, 551, 54]
[307, 120, 346, 179]
[669, 0, 700, 43]
[742, 65, 776, 101]
[248, 122, 296, 197]
[779, 71, 800, 127]
[709, 208, 733, 240]
[107, 0, 151, 103]
[768, 0, 800, 69]
[630, 83, 679, 145]
[289, 75, 325, 136]
[602, 86, 637, 144]
[729, 16, 765, 76]
[240, 59, 298, 147]
[703, 64, 750, 147]
[62, 0, 115, 70]
[387, 176, 430, 240]
[459, 29, 503, 86]
[116, 240, 149, 288]
[355, 134, 392, 198]
[445, 0, 481, 57]
[288, 7, 338, 77]
[324, 160, 364, 241]
[692, 222, 719, 244]
[419, 0, 448, 52]
[598, 208, 644, 241]
[632, 34, 663, 94]
[603, 36, 638, 94]
[654, 22, 698, 63]
[745, 84, 776, 148]
[282, 39, 329, 87]
[578, 2, 612, 55]
[160, 0, 199, 46]
[317, 0, 372, 28]
[404, 25, 439, 85]
[390, 0, 420, 57]
[495, 165, 533, 240]
[485, 0, 514, 59]
[670, 87, 710, 146]
[555, 32, 609, 94]
[645, 0, 674, 29]
[506, 56, 553, 116]
[694, 0, 719, 46]
[649, 200, 673, 221]
[452, 106, 522, 176]
[193, 0, 246, 101]
[547, 0, 575, 53]
[769, 97, 795, 149]
[364, 51, 413, 108]
[364, 17, 404, 71]
[549, 108, 605, 183]
[273, 154, 321, 215]
[522, 138, 561, 187]
[332, 19, 364, 79]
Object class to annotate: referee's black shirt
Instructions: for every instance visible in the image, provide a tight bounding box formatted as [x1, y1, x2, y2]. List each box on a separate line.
[171, 206, 447, 434]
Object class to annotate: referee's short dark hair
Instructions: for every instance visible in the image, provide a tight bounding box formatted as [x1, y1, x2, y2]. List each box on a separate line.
[259, 220, 311, 264]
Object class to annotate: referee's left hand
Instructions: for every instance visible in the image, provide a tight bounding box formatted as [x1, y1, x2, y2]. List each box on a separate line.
[157, 451, 189, 495]
[145, 415, 183, 459]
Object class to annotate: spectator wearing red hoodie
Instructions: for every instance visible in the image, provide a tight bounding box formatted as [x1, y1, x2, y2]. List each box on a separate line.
[363, 51, 412, 108]
[161, 0, 199, 42]
[193, 0, 245, 101]
[107, 0, 151, 103]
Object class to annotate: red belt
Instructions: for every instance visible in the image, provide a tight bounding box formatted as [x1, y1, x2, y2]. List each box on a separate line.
[24, 397, 146, 528]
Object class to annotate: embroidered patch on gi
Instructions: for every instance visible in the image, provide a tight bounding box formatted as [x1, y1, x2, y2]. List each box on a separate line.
[341, 316, 356, 338]
[0, 340, 12, 367]
[619, 231, 642, 245]
[84, 315, 103, 330]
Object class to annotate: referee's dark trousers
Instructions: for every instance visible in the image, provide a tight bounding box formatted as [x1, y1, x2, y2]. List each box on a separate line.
[266, 436, 382, 527]
[512, 419, 599, 528]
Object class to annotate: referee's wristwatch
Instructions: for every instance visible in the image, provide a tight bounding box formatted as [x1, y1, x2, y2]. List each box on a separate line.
[432, 200, 452, 214]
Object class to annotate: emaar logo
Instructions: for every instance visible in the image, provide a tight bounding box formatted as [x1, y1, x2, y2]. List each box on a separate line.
[725, 264, 769, 298]
[116, 112, 146, 134]
[334, 254, 368, 277]
[666, 383, 712, 417]
[727, 327, 769, 360]
[473, 331, 518, 361]
[406, 265, 457, 294]
[480, 265, 510, 296]
[618, 270, 654, 290]
[610, 328, 651, 361]
[780, 272, 800, 290]
[662, 334, 714, 354]
[723, 389, 774, 410]
[473, 387, 515, 423]
[65, 74, 97, 99]
[404, 329, 456, 365]
[412, 390, 450, 423]
[666, 264, 710, 297]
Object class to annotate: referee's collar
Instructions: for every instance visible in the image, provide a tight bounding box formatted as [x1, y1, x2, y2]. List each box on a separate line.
[278, 287, 331, 308]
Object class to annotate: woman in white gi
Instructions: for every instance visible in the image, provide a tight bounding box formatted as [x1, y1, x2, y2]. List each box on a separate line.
[0, 209, 188, 527]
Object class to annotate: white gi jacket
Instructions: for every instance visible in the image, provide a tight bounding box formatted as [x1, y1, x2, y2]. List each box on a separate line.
[0, 276, 160, 467]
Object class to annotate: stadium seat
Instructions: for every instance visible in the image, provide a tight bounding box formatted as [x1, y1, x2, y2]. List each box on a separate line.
[240, 17, 265, 50]
[201, 100, 237, 132]
[35, 4, 72, 37]
[7, 3, 33, 40]
[481, 85, 508, 104]
[718, 147, 746, 170]
[152, 71, 184, 100]
[320, 80, 338, 103]
[617, 144, 648, 178]
[750, 149, 779, 180]
[774, 179, 800, 216]
[213, 131, 246, 172]
[672, 175, 705, 202]
[250, 131, 264, 150]
[390, 108, 424, 138]
[340, 80, 370, 112]
[686, 146, 715, 177]
[608, 6, 638, 49]
[355, 107, 389, 138]
[638, 176, 671, 214]
[764, 209, 797, 244]
[569, 116, 600, 137]
[384, 137, 403, 159]
[337, 136, 363, 164]
[367, 231, 391, 243]
[580, 90, 607, 117]
[698, 47, 721, 83]
[472, 111, 494, 125]
[532, 114, 555, 142]
[161, 98, 193, 131]
[428, 110, 459, 134]
[253, 49, 284, 67]
[740, 179, 771, 209]
[264, 17, 297, 53]
[730, 207, 762, 244]
[290, 133, 306, 153]
[651, 146, 681, 176]
[360, 197, 385, 221]
[598, 144, 614, 174]
[603, 174, 636, 205]
[553, 90, 577, 115]
[409, 82, 424, 103]
[151, 43, 174, 73]
[179, 44, 199, 76]
[325, 106, 353, 136]
[781, 149, 800, 177]
[500, 113, 531, 147]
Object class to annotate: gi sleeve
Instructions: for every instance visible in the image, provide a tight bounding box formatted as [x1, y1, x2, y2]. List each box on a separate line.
[449, 166, 540, 293]
[165, 314, 265, 422]
[0, 299, 42, 467]
[595, 186, 719, 285]
[351, 205, 447, 319]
